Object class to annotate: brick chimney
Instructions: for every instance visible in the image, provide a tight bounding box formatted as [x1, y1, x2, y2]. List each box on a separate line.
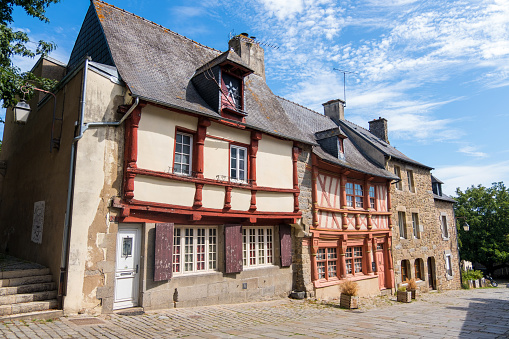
[368, 117, 389, 144]
[322, 99, 345, 122]
[228, 33, 265, 80]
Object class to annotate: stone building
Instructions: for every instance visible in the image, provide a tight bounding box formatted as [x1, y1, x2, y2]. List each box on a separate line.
[333, 116, 461, 291]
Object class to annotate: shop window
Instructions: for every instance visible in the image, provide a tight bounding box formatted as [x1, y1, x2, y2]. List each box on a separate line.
[173, 227, 217, 275]
[316, 247, 338, 280]
[346, 246, 363, 275]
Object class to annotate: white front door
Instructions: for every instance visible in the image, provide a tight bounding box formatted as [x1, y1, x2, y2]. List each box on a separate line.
[114, 224, 141, 310]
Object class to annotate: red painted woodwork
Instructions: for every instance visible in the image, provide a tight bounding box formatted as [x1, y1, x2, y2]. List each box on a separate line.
[195, 118, 211, 178]
[293, 192, 300, 213]
[311, 236, 319, 281]
[123, 104, 144, 202]
[250, 190, 257, 211]
[311, 162, 319, 227]
[193, 183, 203, 207]
[249, 131, 262, 186]
[386, 181, 392, 210]
[340, 174, 347, 208]
[279, 224, 292, 267]
[224, 224, 243, 273]
[224, 186, 232, 210]
[154, 223, 174, 281]
[365, 236, 373, 274]
[376, 246, 386, 289]
[292, 146, 300, 189]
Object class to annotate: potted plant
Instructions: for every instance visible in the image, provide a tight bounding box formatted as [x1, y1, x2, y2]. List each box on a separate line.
[396, 285, 412, 303]
[407, 278, 418, 299]
[340, 280, 359, 309]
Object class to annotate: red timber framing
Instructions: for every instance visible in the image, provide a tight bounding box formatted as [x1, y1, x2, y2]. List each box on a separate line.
[118, 101, 302, 226]
[308, 153, 395, 290]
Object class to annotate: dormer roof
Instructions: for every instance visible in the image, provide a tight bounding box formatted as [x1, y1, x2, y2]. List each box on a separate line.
[194, 50, 253, 77]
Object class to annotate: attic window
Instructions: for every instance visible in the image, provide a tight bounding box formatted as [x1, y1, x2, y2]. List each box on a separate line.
[221, 71, 243, 113]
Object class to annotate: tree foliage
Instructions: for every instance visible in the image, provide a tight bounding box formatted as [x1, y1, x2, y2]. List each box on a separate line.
[455, 182, 509, 272]
[0, 0, 60, 108]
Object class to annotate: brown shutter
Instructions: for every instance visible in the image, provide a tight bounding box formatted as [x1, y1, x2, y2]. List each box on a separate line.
[224, 224, 243, 273]
[279, 224, 292, 267]
[154, 223, 174, 281]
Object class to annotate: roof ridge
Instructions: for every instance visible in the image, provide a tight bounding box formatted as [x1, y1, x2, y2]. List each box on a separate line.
[276, 95, 332, 121]
[93, 0, 221, 54]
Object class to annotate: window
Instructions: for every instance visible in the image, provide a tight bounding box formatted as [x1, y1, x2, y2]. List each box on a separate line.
[174, 132, 193, 175]
[445, 254, 453, 276]
[316, 247, 338, 280]
[243, 227, 273, 268]
[412, 213, 420, 239]
[337, 138, 344, 156]
[407, 170, 415, 192]
[401, 259, 410, 282]
[346, 182, 364, 208]
[398, 211, 407, 239]
[173, 227, 217, 275]
[441, 215, 449, 239]
[394, 166, 402, 190]
[415, 258, 424, 280]
[369, 186, 376, 209]
[345, 246, 363, 275]
[230, 145, 247, 183]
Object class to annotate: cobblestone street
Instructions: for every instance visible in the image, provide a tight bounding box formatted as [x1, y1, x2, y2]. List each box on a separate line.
[1, 287, 508, 338]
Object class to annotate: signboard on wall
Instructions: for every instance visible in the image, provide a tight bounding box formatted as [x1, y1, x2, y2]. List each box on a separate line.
[31, 201, 45, 244]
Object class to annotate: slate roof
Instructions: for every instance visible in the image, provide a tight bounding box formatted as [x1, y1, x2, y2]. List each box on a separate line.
[277, 97, 398, 180]
[78, 0, 310, 144]
[337, 119, 433, 170]
[433, 193, 456, 203]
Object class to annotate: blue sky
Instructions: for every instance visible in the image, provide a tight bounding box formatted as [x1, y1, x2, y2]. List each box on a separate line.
[2, 0, 509, 195]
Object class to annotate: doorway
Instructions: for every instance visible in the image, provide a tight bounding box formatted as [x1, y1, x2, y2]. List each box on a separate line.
[376, 243, 387, 289]
[114, 224, 142, 310]
[427, 257, 436, 290]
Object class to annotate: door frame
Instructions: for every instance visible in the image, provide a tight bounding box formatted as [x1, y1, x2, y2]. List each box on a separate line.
[113, 223, 142, 310]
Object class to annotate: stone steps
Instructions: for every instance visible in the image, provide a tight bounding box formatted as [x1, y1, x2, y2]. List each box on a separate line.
[0, 255, 59, 320]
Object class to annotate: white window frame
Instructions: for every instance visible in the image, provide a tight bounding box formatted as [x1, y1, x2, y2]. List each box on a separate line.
[440, 213, 449, 240]
[172, 226, 217, 276]
[412, 213, 420, 239]
[174, 132, 193, 176]
[230, 144, 247, 183]
[398, 211, 407, 239]
[444, 252, 454, 280]
[242, 226, 274, 268]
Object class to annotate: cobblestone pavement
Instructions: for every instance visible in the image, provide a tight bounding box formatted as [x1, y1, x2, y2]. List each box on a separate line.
[1, 287, 508, 338]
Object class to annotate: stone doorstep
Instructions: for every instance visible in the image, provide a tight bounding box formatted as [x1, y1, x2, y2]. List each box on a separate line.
[0, 274, 53, 288]
[0, 282, 57, 296]
[0, 290, 58, 306]
[0, 268, 50, 280]
[0, 299, 58, 317]
[0, 309, 63, 322]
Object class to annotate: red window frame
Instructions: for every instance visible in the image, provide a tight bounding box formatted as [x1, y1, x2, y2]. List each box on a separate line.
[346, 182, 364, 208]
[369, 186, 376, 209]
[316, 247, 338, 280]
[345, 246, 364, 276]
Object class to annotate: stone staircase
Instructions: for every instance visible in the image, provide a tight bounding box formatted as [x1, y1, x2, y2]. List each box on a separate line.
[0, 254, 62, 320]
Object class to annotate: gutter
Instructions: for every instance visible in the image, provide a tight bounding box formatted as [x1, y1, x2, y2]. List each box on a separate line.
[58, 56, 139, 309]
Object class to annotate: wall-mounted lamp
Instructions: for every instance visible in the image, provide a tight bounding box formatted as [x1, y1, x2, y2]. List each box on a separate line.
[13, 100, 31, 123]
[456, 216, 469, 231]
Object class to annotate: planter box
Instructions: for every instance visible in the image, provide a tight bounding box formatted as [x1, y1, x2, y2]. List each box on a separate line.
[397, 291, 412, 303]
[409, 289, 417, 299]
[340, 294, 359, 309]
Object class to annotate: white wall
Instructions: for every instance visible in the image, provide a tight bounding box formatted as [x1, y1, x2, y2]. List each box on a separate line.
[257, 135, 293, 189]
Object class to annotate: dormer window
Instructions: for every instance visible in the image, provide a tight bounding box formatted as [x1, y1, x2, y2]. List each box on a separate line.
[221, 71, 243, 112]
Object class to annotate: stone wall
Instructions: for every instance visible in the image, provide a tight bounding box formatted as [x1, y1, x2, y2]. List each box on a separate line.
[388, 160, 460, 291]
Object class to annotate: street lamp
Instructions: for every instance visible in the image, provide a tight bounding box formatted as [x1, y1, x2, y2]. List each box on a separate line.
[13, 100, 31, 123]
[456, 216, 469, 231]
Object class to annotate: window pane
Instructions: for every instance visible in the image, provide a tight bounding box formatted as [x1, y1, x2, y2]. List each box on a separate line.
[243, 227, 274, 268]
[173, 227, 217, 275]
[346, 183, 353, 195]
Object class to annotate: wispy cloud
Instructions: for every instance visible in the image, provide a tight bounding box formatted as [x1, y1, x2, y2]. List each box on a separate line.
[433, 160, 509, 196]
[458, 145, 488, 158]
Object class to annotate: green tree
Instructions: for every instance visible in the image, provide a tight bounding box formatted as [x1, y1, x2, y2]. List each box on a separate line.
[455, 182, 509, 273]
[1, 0, 60, 109]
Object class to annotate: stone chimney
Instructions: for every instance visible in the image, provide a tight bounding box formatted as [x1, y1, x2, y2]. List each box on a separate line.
[228, 33, 265, 80]
[368, 117, 389, 144]
[322, 99, 345, 122]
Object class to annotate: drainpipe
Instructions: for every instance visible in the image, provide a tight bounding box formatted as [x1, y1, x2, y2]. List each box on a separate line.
[58, 55, 139, 309]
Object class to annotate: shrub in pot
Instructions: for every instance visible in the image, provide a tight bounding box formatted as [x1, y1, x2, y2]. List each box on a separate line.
[340, 280, 359, 309]
[407, 278, 418, 299]
[397, 286, 412, 303]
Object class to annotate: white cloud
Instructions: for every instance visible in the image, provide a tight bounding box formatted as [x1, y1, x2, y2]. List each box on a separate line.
[433, 161, 509, 196]
[458, 146, 488, 158]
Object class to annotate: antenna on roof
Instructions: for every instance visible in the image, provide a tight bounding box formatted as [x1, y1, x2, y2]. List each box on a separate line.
[333, 68, 356, 107]
[228, 31, 279, 49]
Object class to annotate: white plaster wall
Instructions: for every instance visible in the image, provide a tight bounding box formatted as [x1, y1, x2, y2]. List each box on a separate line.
[202, 185, 226, 209]
[65, 70, 124, 314]
[256, 192, 294, 212]
[134, 175, 195, 207]
[207, 121, 250, 144]
[203, 138, 229, 180]
[257, 136, 293, 189]
[230, 188, 251, 211]
[137, 106, 198, 172]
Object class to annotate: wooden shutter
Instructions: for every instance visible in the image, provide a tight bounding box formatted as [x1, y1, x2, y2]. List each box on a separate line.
[154, 223, 174, 281]
[224, 224, 243, 273]
[279, 224, 292, 267]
